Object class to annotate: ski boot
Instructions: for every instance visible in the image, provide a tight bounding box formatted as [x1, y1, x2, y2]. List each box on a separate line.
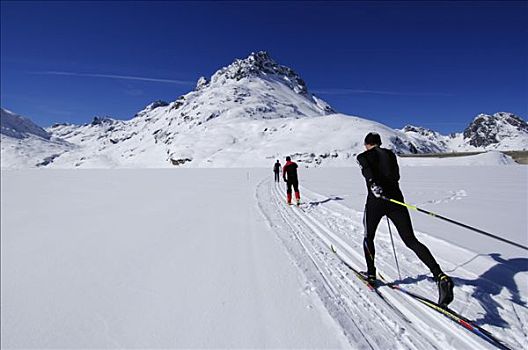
[436, 272, 454, 307]
[360, 270, 377, 287]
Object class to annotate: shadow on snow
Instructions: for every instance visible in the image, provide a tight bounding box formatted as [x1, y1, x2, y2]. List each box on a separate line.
[394, 253, 528, 328]
[307, 196, 344, 206]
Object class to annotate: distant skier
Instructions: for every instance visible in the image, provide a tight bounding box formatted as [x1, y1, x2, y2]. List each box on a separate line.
[357, 132, 454, 307]
[283, 156, 300, 205]
[273, 160, 281, 183]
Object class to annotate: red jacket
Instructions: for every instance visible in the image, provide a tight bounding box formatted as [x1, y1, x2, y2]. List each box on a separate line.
[283, 161, 298, 181]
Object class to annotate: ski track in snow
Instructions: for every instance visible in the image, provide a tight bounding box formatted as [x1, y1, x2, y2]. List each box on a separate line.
[257, 178, 526, 350]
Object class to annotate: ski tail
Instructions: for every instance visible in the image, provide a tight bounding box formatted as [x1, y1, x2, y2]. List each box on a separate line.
[330, 244, 511, 350]
[378, 274, 512, 350]
[330, 245, 410, 323]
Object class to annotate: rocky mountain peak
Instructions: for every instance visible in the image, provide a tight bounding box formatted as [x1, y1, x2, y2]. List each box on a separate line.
[147, 100, 169, 110]
[210, 51, 309, 95]
[133, 100, 169, 119]
[195, 76, 209, 91]
[403, 124, 437, 136]
[91, 116, 117, 126]
[463, 112, 528, 147]
[151, 51, 335, 129]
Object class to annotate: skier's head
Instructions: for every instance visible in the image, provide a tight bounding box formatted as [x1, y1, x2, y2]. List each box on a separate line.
[276, 159, 280, 163]
[364, 132, 382, 149]
[286, 156, 291, 162]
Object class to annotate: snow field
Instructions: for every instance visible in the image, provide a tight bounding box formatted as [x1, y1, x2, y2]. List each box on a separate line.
[1, 165, 527, 349]
[0, 169, 348, 349]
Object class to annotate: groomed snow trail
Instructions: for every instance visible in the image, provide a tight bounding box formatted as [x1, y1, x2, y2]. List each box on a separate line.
[257, 178, 524, 349]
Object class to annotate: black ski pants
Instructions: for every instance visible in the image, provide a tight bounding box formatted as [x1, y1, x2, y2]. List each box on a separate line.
[274, 171, 280, 182]
[286, 179, 299, 194]
[363, 199, 442, 277]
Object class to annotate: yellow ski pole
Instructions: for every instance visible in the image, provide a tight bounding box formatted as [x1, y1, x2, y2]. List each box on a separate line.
[382, 196, 528, 251]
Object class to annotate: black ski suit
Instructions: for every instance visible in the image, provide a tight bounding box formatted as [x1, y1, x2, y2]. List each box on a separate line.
[357, 146, 442, 277]
[273, 162, 281, 182]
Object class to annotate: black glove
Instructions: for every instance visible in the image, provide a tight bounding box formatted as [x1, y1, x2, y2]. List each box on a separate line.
[370, 183, 383, 198]
[283, 177, 287, 183]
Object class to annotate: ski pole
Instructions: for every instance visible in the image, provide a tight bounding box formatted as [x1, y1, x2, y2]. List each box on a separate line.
[386, 216, 402, 281]
[382, 196, 528, 251]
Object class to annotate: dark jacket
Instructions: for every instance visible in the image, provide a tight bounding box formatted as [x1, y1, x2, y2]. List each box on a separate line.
[357, 147, 403, 201]
[274, 162, 281, 173]
[283, 161, 298, 182]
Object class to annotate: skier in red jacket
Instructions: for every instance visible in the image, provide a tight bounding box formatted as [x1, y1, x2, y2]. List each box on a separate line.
[283, 156, 300, 205]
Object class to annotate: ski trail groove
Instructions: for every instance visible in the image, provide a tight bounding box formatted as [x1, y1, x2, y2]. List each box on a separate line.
[258, 179, 501, 349]
[265, 181, 427, 349]
[274, 186, 475, 350]
[297, 184, 523, 349]
[265, 181, 379, 349]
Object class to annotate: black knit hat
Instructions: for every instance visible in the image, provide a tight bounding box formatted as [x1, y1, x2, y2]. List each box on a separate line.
[286, 156, 291, 161]
[364, 132, 382, 146]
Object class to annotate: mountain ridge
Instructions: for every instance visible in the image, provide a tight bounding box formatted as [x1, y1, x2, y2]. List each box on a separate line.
[2, 52, 527, 168]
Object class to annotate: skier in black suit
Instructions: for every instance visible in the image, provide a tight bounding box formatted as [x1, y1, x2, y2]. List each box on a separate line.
[273, 160, 281, 183]
[357, 132, 454, 307]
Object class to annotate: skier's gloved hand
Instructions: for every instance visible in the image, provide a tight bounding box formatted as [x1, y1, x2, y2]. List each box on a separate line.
[283, 177, 287, 183]
[370, 183, 384, 198]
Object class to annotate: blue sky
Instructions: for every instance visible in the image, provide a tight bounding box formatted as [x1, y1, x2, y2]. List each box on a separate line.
[1, 1, 526, 133]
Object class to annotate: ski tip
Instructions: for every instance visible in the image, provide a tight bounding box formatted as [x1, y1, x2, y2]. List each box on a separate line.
[330, 244, 337, 253]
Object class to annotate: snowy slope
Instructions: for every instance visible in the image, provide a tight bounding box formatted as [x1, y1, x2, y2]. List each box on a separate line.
[1, 108, 50, 140]
[401, 125, 452, 153]
[48, 113, 442, 168]
[0, 108, 73, 168]
[2, 167, 526, 348]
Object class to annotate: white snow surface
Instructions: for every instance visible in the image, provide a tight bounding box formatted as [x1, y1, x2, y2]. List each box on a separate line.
[398, 151, 518, 166]
[1, 166, 527, 349]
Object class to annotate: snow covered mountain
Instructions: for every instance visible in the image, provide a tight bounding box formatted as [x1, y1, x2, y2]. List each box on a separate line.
[1, 52, 527, 169]
[1, 108, 73, 168]
[401, 112, 528, 153]
[462, 112, 528, 150]
[1, 108, 51, 140]
[400, 125, 451, 153]
[17, 51, 433, 168]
